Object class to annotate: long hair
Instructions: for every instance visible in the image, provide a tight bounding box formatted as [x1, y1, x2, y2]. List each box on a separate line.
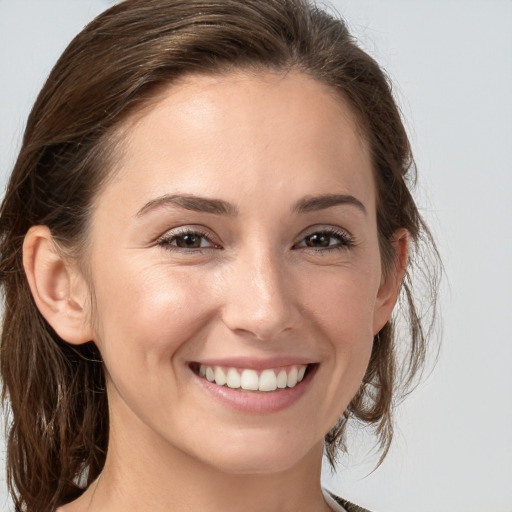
[0, 1, 441, 510]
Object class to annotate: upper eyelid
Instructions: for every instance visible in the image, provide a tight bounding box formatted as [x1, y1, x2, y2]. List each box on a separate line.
[158, 226, 214, 240]
[297, 232, 352, 245]
[156, 227, 219, 248]
[297, 225, 354, 240]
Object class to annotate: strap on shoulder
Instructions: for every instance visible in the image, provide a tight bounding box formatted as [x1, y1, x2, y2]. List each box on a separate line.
[328, 491, 373, 512]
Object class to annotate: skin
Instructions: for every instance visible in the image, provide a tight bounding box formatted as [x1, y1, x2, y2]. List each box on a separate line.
[24, 70, 407, 511]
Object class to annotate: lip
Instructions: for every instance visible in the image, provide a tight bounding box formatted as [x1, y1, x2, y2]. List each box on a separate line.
[190, 361, 318, 414]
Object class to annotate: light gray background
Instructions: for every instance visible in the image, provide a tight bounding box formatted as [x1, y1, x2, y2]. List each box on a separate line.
[1, 1, 511, 511]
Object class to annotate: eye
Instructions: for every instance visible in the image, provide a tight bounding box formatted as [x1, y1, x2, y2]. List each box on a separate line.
[295, 228, 354, 252]
[157, 228, 219, 251]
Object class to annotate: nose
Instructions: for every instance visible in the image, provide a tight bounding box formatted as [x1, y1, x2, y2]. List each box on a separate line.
[221, 248, 300, 341]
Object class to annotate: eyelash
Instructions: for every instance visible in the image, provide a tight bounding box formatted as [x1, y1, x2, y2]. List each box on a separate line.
[157, 228, 218, 252]
[294, 228, 354, 253]
[157, 227, 354, 254]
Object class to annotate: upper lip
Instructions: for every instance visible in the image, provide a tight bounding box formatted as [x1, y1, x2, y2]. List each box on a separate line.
[191, 356, 316, 370]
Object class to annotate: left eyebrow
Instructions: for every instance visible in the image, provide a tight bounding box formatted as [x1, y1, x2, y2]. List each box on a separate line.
[293, 194, 367, 216]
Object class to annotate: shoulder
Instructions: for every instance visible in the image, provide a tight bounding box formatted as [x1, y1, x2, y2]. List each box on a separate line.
[324, 490, 374, 512]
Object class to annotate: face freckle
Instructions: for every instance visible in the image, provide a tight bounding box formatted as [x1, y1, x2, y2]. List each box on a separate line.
[85, 69, 397, 476]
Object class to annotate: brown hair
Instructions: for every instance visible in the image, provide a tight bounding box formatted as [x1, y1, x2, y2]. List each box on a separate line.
[0, 0, 440, 510]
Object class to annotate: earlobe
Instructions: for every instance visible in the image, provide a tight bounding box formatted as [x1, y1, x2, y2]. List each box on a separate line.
[23, 225, 93, 345]
[373, 228, 409, 334]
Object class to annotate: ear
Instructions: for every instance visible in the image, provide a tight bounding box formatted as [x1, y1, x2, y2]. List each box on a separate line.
[23, 225, 93, 345]
[372, 228, 409, 335]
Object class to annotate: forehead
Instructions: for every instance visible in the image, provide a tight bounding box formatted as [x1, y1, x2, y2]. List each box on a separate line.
[100, 69, 375, 215]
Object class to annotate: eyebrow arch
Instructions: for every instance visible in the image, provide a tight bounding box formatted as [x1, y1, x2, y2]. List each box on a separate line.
[136, 193, 239, 217]
[293, 194, 367, 215]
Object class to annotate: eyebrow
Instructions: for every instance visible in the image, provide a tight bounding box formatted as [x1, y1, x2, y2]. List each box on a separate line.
[292, 193, 367, 216]
[137, 194, 239, 217]
[136, 192, 366, 217]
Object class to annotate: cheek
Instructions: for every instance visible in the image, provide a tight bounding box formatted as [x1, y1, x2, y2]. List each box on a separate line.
[302, 266, 379, 409]
[90, 261, 216, 373]
[305, 263, 380, 340]
[322, 283, 375, 367]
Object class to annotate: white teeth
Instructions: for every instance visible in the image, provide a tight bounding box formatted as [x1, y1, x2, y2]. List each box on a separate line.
[240, 369, 259, 390]
[276, 369, 287, 388]
[226, 368, 241, 388]
[287, 367, 298, 388]
[198, 364, 309, 392]
[214, 366, 227, 386]
[259, 369, 277, 391]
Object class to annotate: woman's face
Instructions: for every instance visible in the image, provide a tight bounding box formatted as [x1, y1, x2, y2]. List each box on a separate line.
[84, 70, 397, 474]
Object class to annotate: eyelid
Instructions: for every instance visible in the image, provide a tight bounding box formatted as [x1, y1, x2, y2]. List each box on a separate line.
[294, 226, 355, 251]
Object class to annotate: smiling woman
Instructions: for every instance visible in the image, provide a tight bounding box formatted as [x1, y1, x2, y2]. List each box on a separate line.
[0, 1, 439, 512]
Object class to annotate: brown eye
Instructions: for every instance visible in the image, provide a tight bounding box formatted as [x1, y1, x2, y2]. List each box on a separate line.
[174, 233, 203, 248]
[158, 229, 218, 251]
[304, 233, 331, 247]
[296, 229, 354, 252]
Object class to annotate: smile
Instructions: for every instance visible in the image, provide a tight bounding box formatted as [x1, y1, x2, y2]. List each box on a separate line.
[198, 364, 308, 392]
[190, 361, 318, 413]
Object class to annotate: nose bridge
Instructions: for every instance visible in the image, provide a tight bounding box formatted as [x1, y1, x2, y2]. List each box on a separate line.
[222, 241, 297, 340]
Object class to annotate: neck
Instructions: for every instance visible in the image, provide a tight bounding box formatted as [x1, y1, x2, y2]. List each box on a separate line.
[65, 399, 332, 512]
[91, 438, 329, 512]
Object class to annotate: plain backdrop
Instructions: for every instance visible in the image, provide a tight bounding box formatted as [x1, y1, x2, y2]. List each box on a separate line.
[1, 1, 511, 511]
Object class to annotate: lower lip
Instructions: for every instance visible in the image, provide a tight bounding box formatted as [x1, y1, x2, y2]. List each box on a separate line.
[192, 365, 317, 414]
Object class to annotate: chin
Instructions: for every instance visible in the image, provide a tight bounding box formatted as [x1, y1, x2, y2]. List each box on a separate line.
[193, 429, 322, 476]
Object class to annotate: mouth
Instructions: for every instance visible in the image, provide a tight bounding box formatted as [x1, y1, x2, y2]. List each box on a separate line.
[190, 362, 316, 393]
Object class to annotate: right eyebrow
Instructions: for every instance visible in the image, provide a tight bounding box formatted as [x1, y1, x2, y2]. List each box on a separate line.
[136, 193, 239, 217]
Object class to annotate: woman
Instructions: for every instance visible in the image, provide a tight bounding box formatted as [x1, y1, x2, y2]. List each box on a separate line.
[0, 1, 439, 511]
